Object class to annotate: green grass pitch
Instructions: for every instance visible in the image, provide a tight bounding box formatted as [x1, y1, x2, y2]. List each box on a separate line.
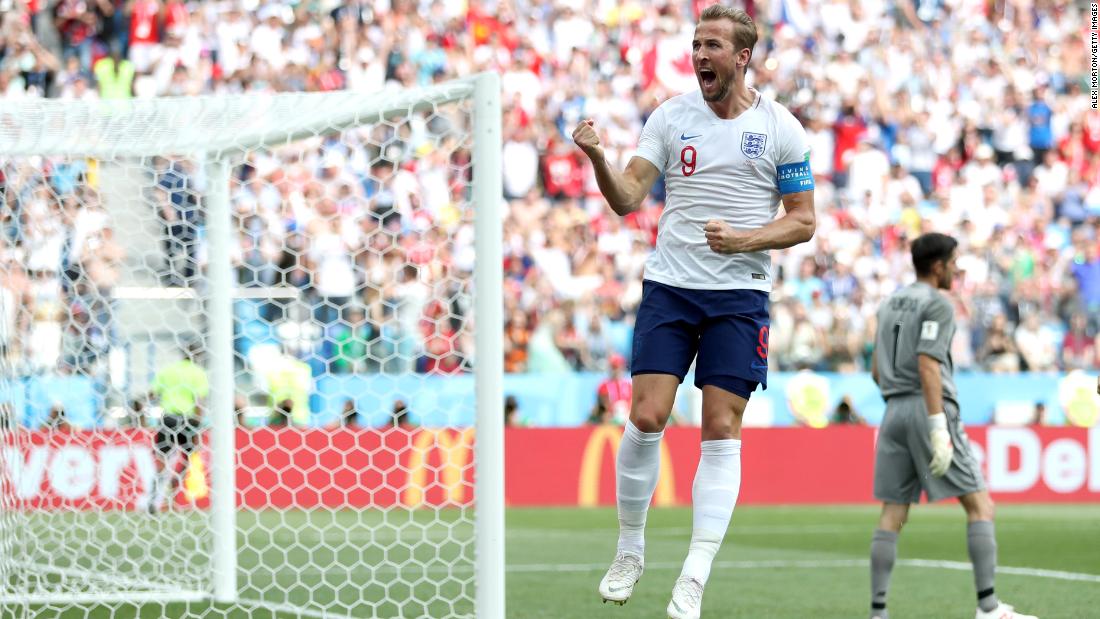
[4, 504, 1098, 618]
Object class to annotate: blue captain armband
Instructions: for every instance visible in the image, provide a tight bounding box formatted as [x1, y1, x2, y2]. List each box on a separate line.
[776, 160, 814, 195]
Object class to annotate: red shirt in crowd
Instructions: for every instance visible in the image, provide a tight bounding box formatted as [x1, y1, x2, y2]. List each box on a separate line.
[423, 326, 464, 375]
[163, 0, 188, 36]
[1082, 112, 1100, 153]
[129, 0, 161, 45]
[598, 377, 632, 409]
[1062, 331, 1097, 369]
[542, 150, 584, 199]
[833, 115, 864, 174]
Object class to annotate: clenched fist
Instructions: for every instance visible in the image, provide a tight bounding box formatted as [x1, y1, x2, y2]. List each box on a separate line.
[704, 220, 749, 254]
[572, 119, 604, 161]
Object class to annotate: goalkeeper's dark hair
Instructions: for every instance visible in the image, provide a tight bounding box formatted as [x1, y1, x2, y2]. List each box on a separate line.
[911, 233, 958, 276]
[699, 5, 757, 65]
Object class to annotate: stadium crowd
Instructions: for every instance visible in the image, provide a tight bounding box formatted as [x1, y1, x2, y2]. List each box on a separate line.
[1, 0, 1098, 383]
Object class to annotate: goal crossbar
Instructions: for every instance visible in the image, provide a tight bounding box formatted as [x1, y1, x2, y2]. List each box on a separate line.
[0, 80, 476, 157]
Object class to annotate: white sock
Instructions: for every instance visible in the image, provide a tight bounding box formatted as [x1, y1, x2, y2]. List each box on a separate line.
[616, 421, 664, 557]
[680, 439, 741, 586]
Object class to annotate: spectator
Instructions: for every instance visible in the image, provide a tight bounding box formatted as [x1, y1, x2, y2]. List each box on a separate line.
[341, 400, 361, 429]
[504, 395, 522, 428]
[830, 396, 865, 426]
[44, 403, 70, 431]
[1061, 313, 1097, 370]
[330, 307, 375, 374]
[92, 45, 133, 100]
[504, 309, 531, 373]
[1013, 312, 1058, 372]
[1027, 86, 1054, 164]
[591, 353, 631, 426]
[155, 158, 200, 286]
[391, 399, 414, 430]
[258, 346, 312, 425]
[980, 314, 1021, 373]
[1071, 244, 1100, 326]
[1030, 402, 1048, 426]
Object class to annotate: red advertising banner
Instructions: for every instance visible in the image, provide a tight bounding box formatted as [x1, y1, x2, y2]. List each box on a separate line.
[2, 426, 1098, 511]
[0, 428, 162, 511]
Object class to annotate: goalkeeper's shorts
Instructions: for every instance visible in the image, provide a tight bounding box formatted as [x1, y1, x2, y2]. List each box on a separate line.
[874, 396, 986, 504]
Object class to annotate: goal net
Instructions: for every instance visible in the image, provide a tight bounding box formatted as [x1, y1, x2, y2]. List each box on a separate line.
[0, 74, 503, 619]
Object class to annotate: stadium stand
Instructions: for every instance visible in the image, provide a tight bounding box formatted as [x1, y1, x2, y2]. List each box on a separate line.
[0, 0, 1097, 391]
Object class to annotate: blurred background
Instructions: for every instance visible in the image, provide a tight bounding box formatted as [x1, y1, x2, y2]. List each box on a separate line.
[0, 0, 1098, 431]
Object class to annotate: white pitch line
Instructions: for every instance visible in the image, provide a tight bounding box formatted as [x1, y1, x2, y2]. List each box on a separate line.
[305, 558, 1100, 585]
[272, 521, 1099, 545]
[506, 559, 868, 573]
[899, 559, 1100, 584]
[235, 598, 357, 619]
[504, 558, 1100, 584]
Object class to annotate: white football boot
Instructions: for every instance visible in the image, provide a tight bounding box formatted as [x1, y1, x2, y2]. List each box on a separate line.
[975, 602, 1038, 619]
[597, 552, 643, 605]
[666, 576, 704, 619]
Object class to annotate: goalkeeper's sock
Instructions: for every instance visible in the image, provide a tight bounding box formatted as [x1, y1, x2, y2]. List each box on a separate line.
[679, 439, 741, 586]
[968, 520, 999, 612]
[870, 529, 897, 618]
[615, 421, 664, 557]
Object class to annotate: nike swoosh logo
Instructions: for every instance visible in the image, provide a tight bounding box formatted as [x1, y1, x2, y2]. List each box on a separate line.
[608, 585, 631, 592]
[681, 133, 702, 141]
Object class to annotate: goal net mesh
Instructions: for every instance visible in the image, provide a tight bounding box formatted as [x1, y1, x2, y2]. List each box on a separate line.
[0, 81, 484, 618]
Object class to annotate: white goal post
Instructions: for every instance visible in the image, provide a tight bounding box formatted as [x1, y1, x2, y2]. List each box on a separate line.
[0, 73, 502, 618]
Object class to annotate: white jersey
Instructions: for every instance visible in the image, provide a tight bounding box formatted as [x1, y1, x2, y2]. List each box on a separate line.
[634, 89, 811, 291]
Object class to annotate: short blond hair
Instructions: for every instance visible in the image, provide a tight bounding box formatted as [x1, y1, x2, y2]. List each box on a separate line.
[699, 5, 757, 64]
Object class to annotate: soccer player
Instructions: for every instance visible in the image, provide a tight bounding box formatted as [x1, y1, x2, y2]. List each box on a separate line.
[572, 7, 815, 618]
[868, 233, 1037, 619]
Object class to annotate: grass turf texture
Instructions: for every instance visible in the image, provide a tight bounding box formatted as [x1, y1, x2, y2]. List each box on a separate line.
[3, 505, 1098, 618]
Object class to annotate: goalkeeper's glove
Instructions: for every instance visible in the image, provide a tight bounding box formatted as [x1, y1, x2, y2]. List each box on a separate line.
[928, 413, 953, 477]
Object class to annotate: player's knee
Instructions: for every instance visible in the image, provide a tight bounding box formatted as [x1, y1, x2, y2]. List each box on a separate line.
[700, 400, 744, 441]
[629, 394, 667, 432]
[700, 414, 736, 441]
[961, 492, 995, 521]
[629, 409, 665, 433]
[629, 385, 674, 432]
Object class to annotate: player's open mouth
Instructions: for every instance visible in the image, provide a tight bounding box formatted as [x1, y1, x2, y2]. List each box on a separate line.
[699, 69, 716, 87]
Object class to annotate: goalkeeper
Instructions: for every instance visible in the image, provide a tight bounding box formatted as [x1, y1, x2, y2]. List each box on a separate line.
[868, 232, 1036, 619]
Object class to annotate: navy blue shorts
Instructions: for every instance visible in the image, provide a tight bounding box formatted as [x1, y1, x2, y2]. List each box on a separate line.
[631, 280, 770, 399]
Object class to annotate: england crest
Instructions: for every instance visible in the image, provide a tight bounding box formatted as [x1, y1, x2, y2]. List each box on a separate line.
[741, 132, 767, 159]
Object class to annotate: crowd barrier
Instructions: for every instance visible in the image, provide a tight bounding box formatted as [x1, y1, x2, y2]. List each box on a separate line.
[5, 370, 1099, 428]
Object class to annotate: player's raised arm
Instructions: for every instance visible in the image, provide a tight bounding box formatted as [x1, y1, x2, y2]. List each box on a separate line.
[572, 119, 661, 216]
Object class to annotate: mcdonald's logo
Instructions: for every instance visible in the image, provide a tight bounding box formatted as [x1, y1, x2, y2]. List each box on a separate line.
[403, 429, 475, 507]
[578, 425, 676, 507]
